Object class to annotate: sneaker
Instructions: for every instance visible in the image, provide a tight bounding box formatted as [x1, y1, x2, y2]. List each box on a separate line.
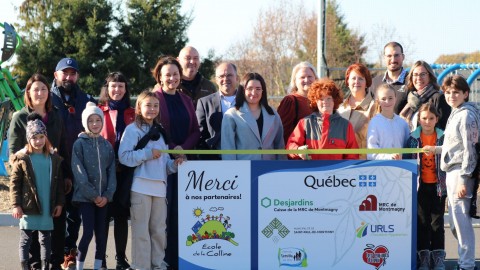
[61, 249, 77, 270]
[116, 256, 131, 270]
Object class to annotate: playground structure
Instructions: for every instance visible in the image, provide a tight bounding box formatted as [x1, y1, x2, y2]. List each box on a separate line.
[0, 22, 24, 175]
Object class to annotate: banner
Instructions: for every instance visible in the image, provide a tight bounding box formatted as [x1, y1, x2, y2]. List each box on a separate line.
[179, 160, 417, 270]
[179, 161, 251, 269]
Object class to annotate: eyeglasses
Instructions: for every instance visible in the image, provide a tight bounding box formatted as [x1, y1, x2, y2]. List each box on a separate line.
[412, 72, 428, 78]
[384, 53, 402, 59]
[216, 74, 234, 80]
[245, 87, 263, 93]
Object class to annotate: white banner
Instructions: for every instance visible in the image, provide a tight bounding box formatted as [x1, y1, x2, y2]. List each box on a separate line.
[179, 160, 416, 270]
[179, 161, 251, 269]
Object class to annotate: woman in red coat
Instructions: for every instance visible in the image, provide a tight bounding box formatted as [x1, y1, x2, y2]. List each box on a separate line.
[98, 72, 135, 270]
[277, 62, 318, 144]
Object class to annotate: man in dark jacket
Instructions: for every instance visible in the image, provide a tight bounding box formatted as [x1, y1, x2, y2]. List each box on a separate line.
[195, 62, 238, 160]
[177, 46, 217, 106]
[50, 57, 96, 270]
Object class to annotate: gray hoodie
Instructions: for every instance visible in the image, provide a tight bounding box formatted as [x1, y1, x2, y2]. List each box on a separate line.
[440, 102, 480, 184]
[71, 133, 117, 202]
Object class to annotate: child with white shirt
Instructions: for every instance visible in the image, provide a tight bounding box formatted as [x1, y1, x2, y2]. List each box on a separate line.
[118, 91, 184, 270]
[367, 84, 410, 160]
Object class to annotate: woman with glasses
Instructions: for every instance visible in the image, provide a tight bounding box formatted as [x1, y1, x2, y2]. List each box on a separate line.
[286, 78, 359, 160]
[400, 60, 450, 130]
[221, 72, 285, 160]
[97, 72, 135, 270]
[277, 62, 318, 144]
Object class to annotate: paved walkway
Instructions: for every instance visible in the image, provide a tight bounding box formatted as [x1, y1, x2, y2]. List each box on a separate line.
[0, 219, 478, 269]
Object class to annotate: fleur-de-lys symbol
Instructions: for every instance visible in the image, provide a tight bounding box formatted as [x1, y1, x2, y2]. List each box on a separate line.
[362, 244, 389, 269]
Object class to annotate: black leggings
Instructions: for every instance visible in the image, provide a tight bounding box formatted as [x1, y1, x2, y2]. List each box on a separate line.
[104, 201, 129, 260]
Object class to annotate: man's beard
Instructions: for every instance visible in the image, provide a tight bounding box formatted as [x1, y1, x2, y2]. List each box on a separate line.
[58, 80, 75, 94]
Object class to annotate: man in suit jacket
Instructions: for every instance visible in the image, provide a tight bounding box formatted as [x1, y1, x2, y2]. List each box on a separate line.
[196, 62, 238, 159]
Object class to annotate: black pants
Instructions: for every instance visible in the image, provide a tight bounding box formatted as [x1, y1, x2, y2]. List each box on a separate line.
[20, 230, 51, 263]
[29, 212, 65, 269]
[65, 191, 81, 253]
[77, 202, 108, 261]
[417, 183, 446, 250]
[165, 173, 178, 269]
[104, 201, 129, 260]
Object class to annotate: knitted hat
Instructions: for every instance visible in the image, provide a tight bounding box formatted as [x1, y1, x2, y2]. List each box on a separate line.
[81, 101, 104, 133]
[26, 113, 47, 141]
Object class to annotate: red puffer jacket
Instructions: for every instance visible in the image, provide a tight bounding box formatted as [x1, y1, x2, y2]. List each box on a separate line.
[286, 111, 359, 160]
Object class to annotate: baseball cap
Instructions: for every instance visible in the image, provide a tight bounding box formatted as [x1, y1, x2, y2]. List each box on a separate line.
[55, 57, 79, 72]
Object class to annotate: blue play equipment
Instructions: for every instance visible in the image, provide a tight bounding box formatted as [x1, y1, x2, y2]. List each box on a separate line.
[431, 63, 480, 86]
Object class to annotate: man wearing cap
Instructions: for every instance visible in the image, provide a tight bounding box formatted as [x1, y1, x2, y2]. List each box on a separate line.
[177, 46, 217, 106]
[50, 57, 96, 270]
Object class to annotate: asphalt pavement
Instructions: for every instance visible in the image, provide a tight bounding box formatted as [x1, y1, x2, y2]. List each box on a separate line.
[0, 215, 478, 270]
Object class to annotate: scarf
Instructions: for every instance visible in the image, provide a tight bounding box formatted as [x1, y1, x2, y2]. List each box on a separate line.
[109, 99, 129, 146]
[400, 84, 437, 129]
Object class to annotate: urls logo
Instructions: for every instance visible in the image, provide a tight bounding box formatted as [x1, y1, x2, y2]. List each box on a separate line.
[359, 195, 377, 211]
[356, 222, 368, 238]
[356, 222, 395, 238]
[359, 175, 377, 187]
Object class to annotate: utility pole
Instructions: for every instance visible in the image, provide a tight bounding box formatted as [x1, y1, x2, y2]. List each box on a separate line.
[317, 0, 327, 77]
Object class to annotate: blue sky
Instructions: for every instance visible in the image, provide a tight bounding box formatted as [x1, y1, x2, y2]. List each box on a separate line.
[2, 0, 479, 65]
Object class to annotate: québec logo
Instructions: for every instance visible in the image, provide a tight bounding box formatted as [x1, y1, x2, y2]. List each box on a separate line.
[362, 244, 389, 269]
[358, 174, 377, 187]
[359, 195, 377, 211]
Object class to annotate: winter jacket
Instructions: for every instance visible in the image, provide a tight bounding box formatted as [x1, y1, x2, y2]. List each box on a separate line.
[277, 94, 312, 144]
[99, 104, 135, 148]
[118, 123, 177, 182]
[50, 82, 96, 160]
[370, 69, 408, 114]
[404, 127, 446, 196]
[286, 111, 359, 160]
[10, 152, 65, 215]
[402, 85, 451, 130]
[337, 91, 377, 159]
[71, 133, 116, 203]
[221, 103, 286, 160]
[8, 106, 72, 178]
[154, 88, 200, 151]
[440, 102, 480, 185]
[178, 73, 217, 106]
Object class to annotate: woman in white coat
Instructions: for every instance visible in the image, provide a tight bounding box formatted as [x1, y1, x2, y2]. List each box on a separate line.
[221, 72, 286, 160]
